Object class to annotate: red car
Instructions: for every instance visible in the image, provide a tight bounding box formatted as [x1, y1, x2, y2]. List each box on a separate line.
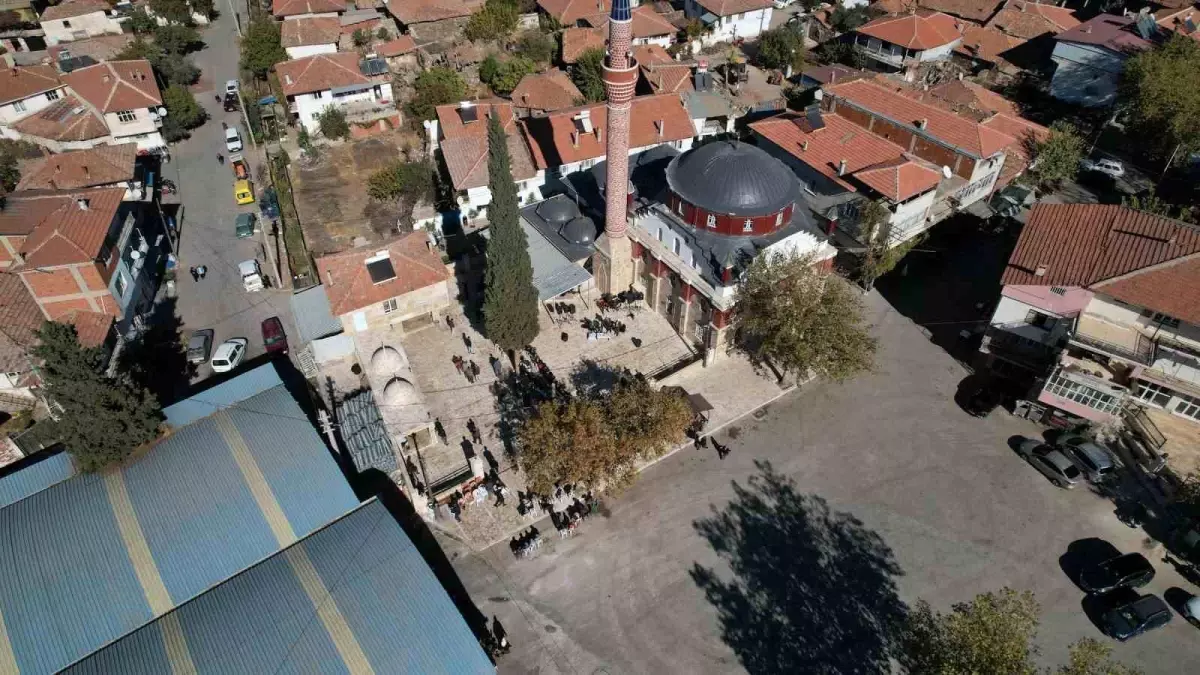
[261, 316, 288, 354]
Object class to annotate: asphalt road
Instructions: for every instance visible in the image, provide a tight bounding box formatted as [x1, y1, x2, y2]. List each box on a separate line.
[446, 289, 1200, 674]
[165, 9, 298, 381]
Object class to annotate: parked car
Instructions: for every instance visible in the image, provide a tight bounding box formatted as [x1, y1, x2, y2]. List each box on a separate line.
[239, 259, 265, 292]
[1097, 590, 1171, 641]
[1184, 595, 1200, 628]
[259, 187, 280, 220]
[211, 338, 248, 373]
[261, 316, 288, 354]
[234, 179, 255, 205]
[225, 126, 243, 153]
[235, 212, 257, 238]
[225, 79, 239, 96]
[223, 91, 239, 112]
[1016, 439, 1082, 488]
[1056, 433, 1119, 483]
[1079, 157, 1125, 178]
[772, 0, 795, 7]
[1079, 552, 1155, 594]
[186, 329, 214, 365]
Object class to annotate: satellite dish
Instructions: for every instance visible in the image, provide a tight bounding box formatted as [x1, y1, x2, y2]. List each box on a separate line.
[157, 107, 167, 117]
[941, 166, 952, 179]
[129, 250, 142, 260]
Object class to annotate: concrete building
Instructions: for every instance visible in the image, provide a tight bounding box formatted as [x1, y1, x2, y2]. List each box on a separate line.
[511, 69, 585, 114]
[981, 204, 1200, 435]
[15, 143, 150, 200]
[581, 5, 677, 47]
[433, 100, 542, 216]
[276, 51, 393, 133]
[39, 0, 123, 46]
[1050, 13, 1156, 107]
[314, 231, 452, 335]
[682, 0, 772, 46]
[851, 11, 964, 72]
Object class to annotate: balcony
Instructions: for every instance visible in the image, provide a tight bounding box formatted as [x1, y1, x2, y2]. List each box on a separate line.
[853, 41, 905, 68]
[981, 325, 1057, 371]
[1069, 314, 1154, 365]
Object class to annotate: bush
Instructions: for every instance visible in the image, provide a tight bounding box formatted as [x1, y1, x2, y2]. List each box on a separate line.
[407, 67, 468, 121]
[241, 17, 286, 79]
[480, 55, 536, 95]
[757, 27, 806, 72]
[516, 29, 556, 64]
[571, 48, 605, 102]
[367, 160, 435, 204]
[465, 0, 519, 41]
[160, 84, 206, 142]
[153, 23, 202, 55]
[376, 26, 390, 40]
[317, 106, 350, 140]
[352, 28, 370, 47]
[128, 8, 156, 34]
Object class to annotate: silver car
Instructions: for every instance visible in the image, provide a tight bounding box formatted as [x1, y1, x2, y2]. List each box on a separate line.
[1017, 439, 1082, 488]
[186, 329, 214, 365]
[1057, 433, 1118, 483]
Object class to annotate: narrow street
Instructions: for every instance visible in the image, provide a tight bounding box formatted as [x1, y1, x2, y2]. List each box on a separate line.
[163, 7, 298, 382]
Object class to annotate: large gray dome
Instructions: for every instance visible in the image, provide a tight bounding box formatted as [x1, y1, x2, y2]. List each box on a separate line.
[665, 141, 798, 218]
[561, 216, 596, 245]
[536, 198, 580, 224]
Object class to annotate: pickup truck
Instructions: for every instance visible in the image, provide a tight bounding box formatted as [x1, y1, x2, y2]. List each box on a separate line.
[239, 259, 265, 292]
[225, 127, 243, 153]
[230, 153, 248, 180]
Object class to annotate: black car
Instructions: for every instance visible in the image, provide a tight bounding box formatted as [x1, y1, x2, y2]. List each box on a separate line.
[1079, 552, 1155, 594]
[223, 92, 240, 112]
[1098, 590, 1172, 641]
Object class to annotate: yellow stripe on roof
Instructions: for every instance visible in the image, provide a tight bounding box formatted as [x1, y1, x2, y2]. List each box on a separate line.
[158, 612, 198, 675]
[285, 547, 375, 675]
[103, 471, 173, 616]
[213, 411, 297, 548]
[0, 604, 20, 675]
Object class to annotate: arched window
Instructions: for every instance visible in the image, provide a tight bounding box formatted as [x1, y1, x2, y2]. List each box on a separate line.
[774, 211, 783, 227]
[706, 213, 716, 228]
[743, 219, 753, 232]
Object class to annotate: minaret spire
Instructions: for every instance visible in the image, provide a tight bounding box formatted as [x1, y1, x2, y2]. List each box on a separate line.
[595, 0, 638, 292]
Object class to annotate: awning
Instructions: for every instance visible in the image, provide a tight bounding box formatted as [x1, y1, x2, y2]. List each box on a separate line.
[700, 11, 718, 23]
[965, 199, 996, 219]
[519, 219, 593, 301]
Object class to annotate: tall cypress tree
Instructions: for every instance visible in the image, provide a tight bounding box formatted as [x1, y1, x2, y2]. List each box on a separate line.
[482, 114, 540, 352]
[33, 321, 163, 472]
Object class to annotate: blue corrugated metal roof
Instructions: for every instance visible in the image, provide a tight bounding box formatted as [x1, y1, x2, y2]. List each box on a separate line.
[0, 374, 358, 675]
[289, 285, 343, 344]
[63, 500, 494, 674]
[162, 363, 283, 428]
[0, 451, 75, 509]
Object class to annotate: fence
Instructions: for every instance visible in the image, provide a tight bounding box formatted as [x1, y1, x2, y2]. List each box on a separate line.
[265, 149, 316, 287]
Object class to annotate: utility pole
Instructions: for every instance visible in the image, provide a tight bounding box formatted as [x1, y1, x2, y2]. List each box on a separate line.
[317, 408, 339, 453]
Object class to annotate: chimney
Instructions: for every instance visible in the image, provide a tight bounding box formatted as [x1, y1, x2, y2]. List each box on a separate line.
[54, 163, 61, 174]
[1034, 265, 1047, 277]
[76, 198, 89, 210]
[838, 159, 847, 176]
[595, 127, 602, 143]
[48, 178, 56, 190]
[102, 74, 110, 83]
[1084, 24, 1092, 33]
[655, 119, 664, 137]
[801, 140, 809, 151]
[698, 60, 708, 73]
[916, 118, 928, 129]
[82, 165, 89, 180]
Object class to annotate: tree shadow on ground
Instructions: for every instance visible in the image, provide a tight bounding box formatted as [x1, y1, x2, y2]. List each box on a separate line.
[690, 461, 907, 675]
[118, 297, 194, 406]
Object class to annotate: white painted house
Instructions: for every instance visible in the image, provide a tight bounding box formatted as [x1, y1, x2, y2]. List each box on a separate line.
[851, 11, 963, 71]
[62, 60, 165, 151]
[683, 0, 772, 46]
[276, 52, 394, 134]
[0, 65, 68, 127]
[39, 0, 124, 46]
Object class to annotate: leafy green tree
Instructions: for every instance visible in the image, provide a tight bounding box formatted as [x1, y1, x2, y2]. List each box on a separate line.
[0, 149, 20, 192]
[571, 48, 605, 103]
[465, 0, 519, 41]
[367, 160, 435, 223]
[1056, 638, 1144, 675]
[482, 115, 540, 353]
[1027, 120, 1085, 190]
[516, 29, 556, 64]
[149, 0, 194, 25]
[240, 17, 286, 79]
[352, 28, 370, 48]
[901, 588, 1041, 675]
[376, 26, 390, 40]
[154, 52, 200, 86]
[160, 84, 206, 141]
[154, 23, 202, 55]
[191, 0, 214, 17]
[815, 40, 864, 68]
[734, 250, 877, 382]
[856, 199, 919, 290]
[128, 8, 156, 34]
[756, 27, 806, 72]
[1121, 33, 1200, 162]
[1121, 192, 1197, 223]
[406, 67, 468, 121]
[480, 55, 536, 95]
[32, 321, 163, 472]
[116, 37, 159, 61]
[317, 106, 350, 140]
[830, 5, 872, 32]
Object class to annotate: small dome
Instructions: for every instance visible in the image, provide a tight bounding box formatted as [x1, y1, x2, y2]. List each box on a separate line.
[666, 141, 798, 218]
[371, 345, 407, 374]
[383, 377, 419, 406]
[536, 198, 580, 224]
[561, 216, 596, 245]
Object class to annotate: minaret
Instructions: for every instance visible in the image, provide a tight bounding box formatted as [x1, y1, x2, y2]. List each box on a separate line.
[595, 0, 637, 294]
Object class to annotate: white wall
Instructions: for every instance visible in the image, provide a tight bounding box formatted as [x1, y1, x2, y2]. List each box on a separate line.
[989, 294, 1072, 344]
[886, 189, 937, 244]
[41, 11, 123, 46]
[684, 0, 770, 45]
[916, 41, 959, 62]
[292, 82, 394, 133]
[632, 35, 672, 48]
[692, 115, 734, 138]
[285, 43, 338, 59]
[763, 226, 835, 263]
[104, 107, 159, 140]
[0, 85, 68, 126]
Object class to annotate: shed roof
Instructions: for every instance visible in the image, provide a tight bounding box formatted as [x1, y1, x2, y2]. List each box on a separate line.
[511, 69, 583, 112]
[314, 232, 450, 317]
[0, 368, 357, 675]
[17, 144, 137, 191]
[516, 217, 593, 301]
[561, 26, 606, 63]
[1054, 13, 1154, 52]
[61, 499, 494, 674]
[985, 0, 1080, 39]
[272, 0, 346, 17]
[280, 15, 342, 47]
[289, 284, 343, 344]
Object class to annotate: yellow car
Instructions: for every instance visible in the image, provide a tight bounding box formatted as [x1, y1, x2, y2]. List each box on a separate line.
[234, 179, 255, 205]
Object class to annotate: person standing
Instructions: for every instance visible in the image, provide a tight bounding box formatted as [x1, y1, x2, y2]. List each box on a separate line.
[446, 315, 456, 330]
[470, 360, 481, 379]
[453, 355, 464, 374]
[434, 418, 447, 444]
[189, 266, 199, 282]
[463, 333, 474, 354]
[465, 365, 476, 384]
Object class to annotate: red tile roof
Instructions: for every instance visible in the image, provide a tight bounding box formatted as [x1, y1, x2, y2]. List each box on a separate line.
[929, 78, 1021, 118]
[693, 0, 772, 16]
[435, 101, 536, 190]
[0, 193, 66, 236]
[634, 44, 693, 94]
[583, 5, 677, 37]
[955, 24, 1024, 65]
[386, 0, 478, 24]
[46, 34, 134, 63]
[511, 70, 583, 112]
[561, 27, 606, 63]
[538, 0, 609, 24]
[280, 16, 342, 47]
[13, 188, 125, 269]
[826, 78, 1016, 158]
[981, 111, 1048, 188]
[918, 0, 1003, 23]
[436, 100, 513, 140]
[1054, 13, 1153, 52]
[61, 309, 113, 348]
[41, 0, 111, 21]
[17, 144, 136, 191]
[0, 65, 61, 106]
[277, 52, 370, 96]
[377, 35, 417, 56]
[1002, 204, 1200, 287]
[852, 156, 943, 202]
[63, 60, 161, 113]
[750, 112, 907, 192]
[272, 0, 346, 18]
[1157, 5, 1200, 42]
[315, 232, 450, 316]
[985, 0, 1080, 39]
[0, 271, 42, 372]
[855, 10, 963, 50]
[11, 95, 108, 143]
[520, 93, 693, 169]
